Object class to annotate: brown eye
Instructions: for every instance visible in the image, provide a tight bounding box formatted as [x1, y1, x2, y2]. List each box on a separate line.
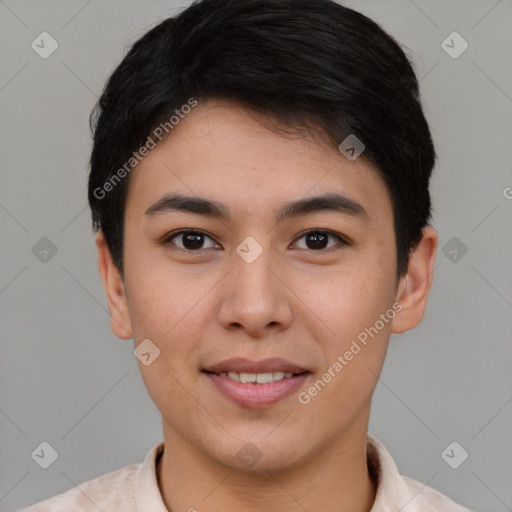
[165, 230, 220, 251]
[293, 230, 347, 251]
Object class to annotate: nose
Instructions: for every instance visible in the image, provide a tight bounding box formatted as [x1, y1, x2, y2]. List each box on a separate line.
[216, 243, 293, 337]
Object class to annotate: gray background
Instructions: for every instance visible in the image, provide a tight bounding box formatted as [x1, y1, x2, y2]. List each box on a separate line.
[1, 1, 511, 511]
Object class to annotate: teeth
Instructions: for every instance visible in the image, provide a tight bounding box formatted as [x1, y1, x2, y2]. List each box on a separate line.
[217, 371, 298, 383]
[240, 372, 257, 383]
[256, 372, 273, 384]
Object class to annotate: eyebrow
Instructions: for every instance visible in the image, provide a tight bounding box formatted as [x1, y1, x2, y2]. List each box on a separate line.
[145, 192, 368, 223]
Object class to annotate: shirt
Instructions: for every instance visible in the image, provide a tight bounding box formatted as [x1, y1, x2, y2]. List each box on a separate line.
[20, 433, 473, 511]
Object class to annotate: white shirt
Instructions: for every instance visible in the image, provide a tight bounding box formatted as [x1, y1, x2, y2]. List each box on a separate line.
[20, 433, 473, 511]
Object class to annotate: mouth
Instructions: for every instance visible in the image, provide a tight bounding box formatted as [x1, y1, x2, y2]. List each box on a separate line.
[202, 369, 308, 383]
[202, 356, 310, 376]
[201, 357, 311, 408]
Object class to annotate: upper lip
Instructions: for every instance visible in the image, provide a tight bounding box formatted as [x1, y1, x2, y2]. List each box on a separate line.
[203, 357, 310, 375]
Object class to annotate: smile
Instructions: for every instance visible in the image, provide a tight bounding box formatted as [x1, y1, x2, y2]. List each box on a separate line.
[202, 370, 310, 408]
[214, 371, 297, 383]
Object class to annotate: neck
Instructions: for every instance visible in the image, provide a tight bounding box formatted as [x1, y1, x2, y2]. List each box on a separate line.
[157, 418, 377, 512]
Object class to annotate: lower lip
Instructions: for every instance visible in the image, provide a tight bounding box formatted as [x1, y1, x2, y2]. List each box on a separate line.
[203, 371, 310, 408]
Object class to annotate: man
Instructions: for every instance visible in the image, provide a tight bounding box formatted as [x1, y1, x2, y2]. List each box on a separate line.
[22, 0, 473, 510]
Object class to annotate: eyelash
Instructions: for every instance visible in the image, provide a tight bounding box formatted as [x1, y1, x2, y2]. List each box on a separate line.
[162, 229, 351, 253]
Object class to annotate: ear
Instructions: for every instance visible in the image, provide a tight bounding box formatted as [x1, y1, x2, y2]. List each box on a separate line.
[391, 226, 438, 334]
[95, 230, 133, 340]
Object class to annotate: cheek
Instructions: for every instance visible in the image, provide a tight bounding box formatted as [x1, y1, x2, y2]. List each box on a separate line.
[125, 260, 217, 385]
[298, 258, 393, 335]
[124, 251, 211, 339]
[128, 270, 211, 415]
[295, 253, 394, 391]
[298, 283, 392, 422]
[307, 283, 392, 381]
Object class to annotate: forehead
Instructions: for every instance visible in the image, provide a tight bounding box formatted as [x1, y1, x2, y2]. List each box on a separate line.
[125, 101, 393, 225]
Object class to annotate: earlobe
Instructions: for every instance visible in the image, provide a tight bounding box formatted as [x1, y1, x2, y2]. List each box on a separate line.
[391, 226, 438, 335]
[95, 231, 133, 340]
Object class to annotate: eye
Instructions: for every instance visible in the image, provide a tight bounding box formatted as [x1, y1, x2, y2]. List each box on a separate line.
[164, 229, 221, 251]
[162, 228, 350, 253]
[292, 230, 348, 251]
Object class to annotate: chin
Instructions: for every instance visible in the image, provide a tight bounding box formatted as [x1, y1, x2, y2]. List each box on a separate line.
[206, 433, 308, 475]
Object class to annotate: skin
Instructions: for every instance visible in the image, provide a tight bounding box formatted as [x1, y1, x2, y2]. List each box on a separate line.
[96, 99, 437, 512]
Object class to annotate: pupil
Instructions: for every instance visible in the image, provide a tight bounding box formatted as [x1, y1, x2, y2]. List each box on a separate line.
[307, 232, 328, 250]
[183, 232, 203, 250]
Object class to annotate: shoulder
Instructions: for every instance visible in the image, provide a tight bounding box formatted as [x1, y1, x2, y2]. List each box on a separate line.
[401, 475, 475, 512]
[19, 462, 139, 512]
[366, 433, 474, 512]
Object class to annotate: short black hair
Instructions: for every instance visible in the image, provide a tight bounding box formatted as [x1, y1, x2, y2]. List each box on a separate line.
[88, 0, 435, 282]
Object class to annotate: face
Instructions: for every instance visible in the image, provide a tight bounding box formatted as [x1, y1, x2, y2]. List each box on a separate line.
[97, 99, 437, 472]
